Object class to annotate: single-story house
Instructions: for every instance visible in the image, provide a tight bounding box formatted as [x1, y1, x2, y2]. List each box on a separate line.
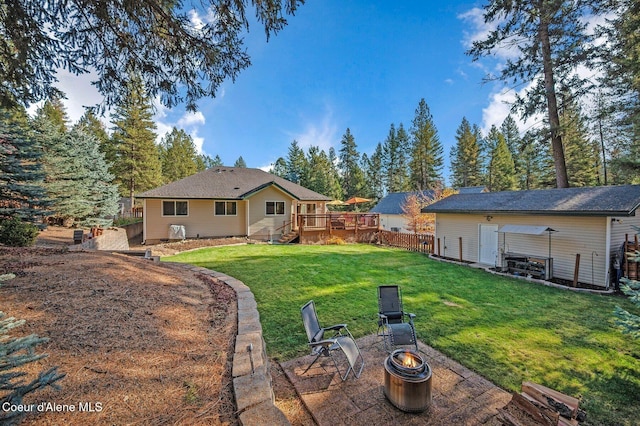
[137, 167, 331, 244]
[422, 185, 640, 289]
[370, 191, 435, 233]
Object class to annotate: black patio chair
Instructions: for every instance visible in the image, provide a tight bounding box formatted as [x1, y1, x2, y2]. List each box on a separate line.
[377, 285, 418, 352]
[300, 300, 364, 381]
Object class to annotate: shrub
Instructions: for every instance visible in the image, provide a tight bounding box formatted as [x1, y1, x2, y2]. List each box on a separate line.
[0, 217, 40, 247]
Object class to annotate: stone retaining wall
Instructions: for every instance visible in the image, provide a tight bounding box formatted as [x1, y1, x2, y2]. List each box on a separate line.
[168, 263, 290, 426]
[120, 222, 143, 239]
[70, 228, 130, 251]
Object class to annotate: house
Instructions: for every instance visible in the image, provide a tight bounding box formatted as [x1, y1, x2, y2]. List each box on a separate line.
[370, 191, 435, 233]
[422, 185, 640, 289]
[137, 167, 331, 244]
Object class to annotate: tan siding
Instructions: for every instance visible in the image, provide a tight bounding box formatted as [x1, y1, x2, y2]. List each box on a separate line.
[610, 214, 640, 250]
[435, 213, 610, 287]
[379, 214, 410, 232]
[143, 199, 246, 242]
[248, 186, 293, 240]
[434, 213, 483, 261]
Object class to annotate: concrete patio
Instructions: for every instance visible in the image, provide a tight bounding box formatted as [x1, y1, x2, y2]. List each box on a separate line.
[281, 335, 512, 425]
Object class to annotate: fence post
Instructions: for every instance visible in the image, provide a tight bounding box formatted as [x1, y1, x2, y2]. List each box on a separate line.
[459, 237, 463, 262]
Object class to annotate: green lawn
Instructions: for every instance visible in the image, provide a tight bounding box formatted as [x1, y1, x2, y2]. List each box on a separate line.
[165, 244, 640, 426]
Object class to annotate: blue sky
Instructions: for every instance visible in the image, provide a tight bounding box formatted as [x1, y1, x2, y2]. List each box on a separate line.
[52, 1, 522, 184]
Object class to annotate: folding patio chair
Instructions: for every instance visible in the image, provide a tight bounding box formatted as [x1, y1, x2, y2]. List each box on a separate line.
[300, 300, 364, 381]
[377, 285, 418, 352]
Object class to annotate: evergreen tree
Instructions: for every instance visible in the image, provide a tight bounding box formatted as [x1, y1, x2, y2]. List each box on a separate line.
[0, 309, 65, 424]
[234, 156, 247, 168]
[500, 115, 525, 188]
[560, 97, 599, 187]
[109, 79, 163, 211]
[615, 225, 640, 339]
[489, 132, 517, 191]
[382, 123, 410, 193]
[519, 130, 547, 190]
[159, 128, 200, 182]
[37, 113, 119, 227]
[70, 127, 120, 226]
[77, 110, 110, 154]
[0, 0, 303, 110]
[409, 98, 443, 190]
[450, 117, 482, 188]
[338, 128, 365, 199]
[0, 106, 49, 223]
[305, 146, 339, 198]
[468, 0, 600, 188]
[270, 157, 288, 178]
[362, 143, 385, 200]
[285, 140, 308, 185]
[37, 97, 69, 133]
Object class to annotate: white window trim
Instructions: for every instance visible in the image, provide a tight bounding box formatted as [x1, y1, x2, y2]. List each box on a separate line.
[161, 200, 189, 217]
[214, 200, 238, 216]
[266, 200, 286, 216]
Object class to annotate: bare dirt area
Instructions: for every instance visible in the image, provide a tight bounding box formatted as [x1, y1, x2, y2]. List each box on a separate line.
[2, 227, 314, 425]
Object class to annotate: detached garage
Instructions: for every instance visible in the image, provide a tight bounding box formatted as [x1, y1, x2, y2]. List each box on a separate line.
[422, 185, 640, 289]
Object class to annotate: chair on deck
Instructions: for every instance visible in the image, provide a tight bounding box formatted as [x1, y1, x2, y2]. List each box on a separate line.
[377, 285, 418, 352]
[300, 300, 364, 381]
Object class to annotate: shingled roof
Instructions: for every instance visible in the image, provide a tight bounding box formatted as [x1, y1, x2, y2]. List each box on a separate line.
[370, 191, 435, 215]
[422, 185, 640, 217]
[137, 167, 331, 201]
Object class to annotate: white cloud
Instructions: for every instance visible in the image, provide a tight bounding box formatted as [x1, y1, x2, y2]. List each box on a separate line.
[155, 110, 207, 153]
[481, 85, 543, 136]
[458, 7, 521, 62]
[289, 106, 338, 152]
[177, 111, 205, 127]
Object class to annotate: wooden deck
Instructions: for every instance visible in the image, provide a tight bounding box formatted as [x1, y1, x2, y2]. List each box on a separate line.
[297, 213, 380, 243]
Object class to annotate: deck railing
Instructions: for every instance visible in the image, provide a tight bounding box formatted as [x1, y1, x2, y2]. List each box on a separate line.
[298, 213, 380, 232]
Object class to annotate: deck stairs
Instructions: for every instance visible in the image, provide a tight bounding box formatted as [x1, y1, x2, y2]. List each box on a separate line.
[277, 230, 299, 244]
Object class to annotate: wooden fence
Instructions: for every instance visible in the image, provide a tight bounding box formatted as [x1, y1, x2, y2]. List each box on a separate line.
[378, 230, 434, 254]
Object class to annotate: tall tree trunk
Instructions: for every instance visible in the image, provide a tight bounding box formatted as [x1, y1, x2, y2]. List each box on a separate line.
[539, 8, 570, 188]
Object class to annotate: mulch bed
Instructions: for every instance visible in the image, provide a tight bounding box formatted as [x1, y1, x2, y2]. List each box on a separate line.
[0, 247, 238, 425]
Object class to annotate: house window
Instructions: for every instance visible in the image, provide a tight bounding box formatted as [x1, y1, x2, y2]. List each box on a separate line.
[163, 200, 188, 216]
[266, 201, 285, 215]
[214, 201, 237, 216]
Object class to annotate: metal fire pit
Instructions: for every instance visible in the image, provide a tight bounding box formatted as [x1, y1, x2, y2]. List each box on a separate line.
[383, 349, 432, 413]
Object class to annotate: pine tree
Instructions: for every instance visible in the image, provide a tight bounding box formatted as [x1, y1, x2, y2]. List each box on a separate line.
[362, 144, 385, 200]
[234, 156, 247, 168]
[489, 132, 517, 191]
[159, 128, 200, 182]
[560, 97, 599, 187]
[615, 225, 640, 339]
[69, 126, 120, 226]
[500, 115, 525, 188]
[109, 79, 163, 211]
[77, 110, 110, 154]
[468, 0, 601, 188]
[37, 112, 119, 227]
[285, 140, 308, 185]
[519, 130, 547, 190]
[0, 106, 49, 224]
[409, 98, 443, 190]
[382, 123, 410, 193]
[0, 309, 65, 424]
[338, 128, 365, 199]
[450, 117, 482, 188]
[305, 146, 339, 198]
[37, 97, 69, 133]
[270, 157, 287, 178]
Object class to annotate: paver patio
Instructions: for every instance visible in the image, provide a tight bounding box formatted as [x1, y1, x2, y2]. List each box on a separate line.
[281, 334, 512, 425]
